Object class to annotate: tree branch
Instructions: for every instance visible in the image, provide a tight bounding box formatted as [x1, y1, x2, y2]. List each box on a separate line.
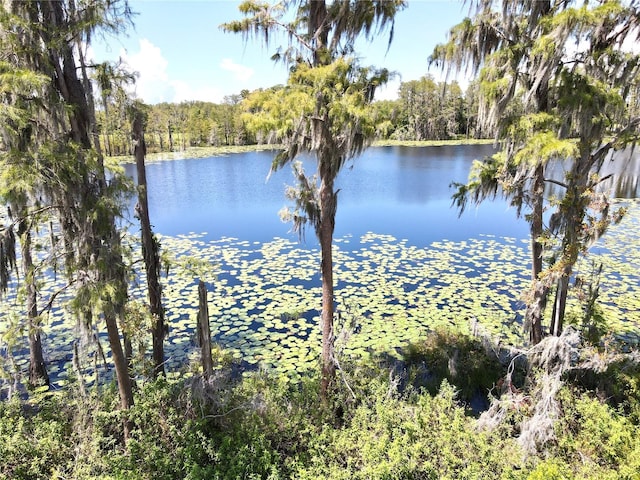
[544, 178, 568, 189]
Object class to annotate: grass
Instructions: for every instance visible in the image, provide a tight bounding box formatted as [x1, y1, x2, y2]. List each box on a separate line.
[114, 143, 284, 164]
[112, 138, 495, 164]
[373, 138, 495, 147]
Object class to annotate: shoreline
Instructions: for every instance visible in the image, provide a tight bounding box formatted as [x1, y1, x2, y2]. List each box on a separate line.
[114, 138, 496, 164]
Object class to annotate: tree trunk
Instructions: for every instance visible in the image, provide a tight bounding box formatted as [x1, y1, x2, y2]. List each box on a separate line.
[550, 277, 567, 336]
[526, 13, 552, 343]
[525, 164, 546, 344]
[105, 313, 134, 439]
[132, 108, 166, 377]
[21, 227, 49, 386]
[550, 213, 579, 337]
[309, 0, 328, 64]
[101, 94, 113, 157]
[308, 0, 335, 402]
[106, 132, 112, 157]
[549, 179, 584, 336]
[319, 175, 336, 400]
[197, 280, 213, 379]
[123, 332, 134, 380]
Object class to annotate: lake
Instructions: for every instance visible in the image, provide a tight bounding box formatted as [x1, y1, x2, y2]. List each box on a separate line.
[123, 144, 639, 246]
[123, 145, 536, 245]
[118, 145, 639, 378]
[2, 145, 638, 388]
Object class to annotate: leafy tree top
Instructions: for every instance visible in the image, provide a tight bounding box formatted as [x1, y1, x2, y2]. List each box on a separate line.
[224, 0, 406, 174]
[224, 0, 406, 245]
[222, 0, 405, 67]
[243, 59, 387, 166]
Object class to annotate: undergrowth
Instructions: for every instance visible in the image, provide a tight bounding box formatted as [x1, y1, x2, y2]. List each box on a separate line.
[1, 329, 639, 479]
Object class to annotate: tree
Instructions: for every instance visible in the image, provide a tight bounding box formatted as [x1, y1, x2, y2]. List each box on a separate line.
[94, 61, 136, 156]
[463, 80, 483, 139]
[1, 0, 136, 436]
[400, 76, 468, 140]
[145, 103, 171, 152]
[131, 103, 166, 378]
[223, 0, 405, 399]
[432, 0, 640, 343]
[0, 61, 51, 386]
[369, 99, 402, 140]
[442, 81, 466, 138]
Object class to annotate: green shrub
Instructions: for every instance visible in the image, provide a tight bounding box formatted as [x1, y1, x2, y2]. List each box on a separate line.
[1, 339, 639, 480]
[526, 459, 572, 480]
[0, 395, 74, 479]
[553, 388, 640, 479]
[403, 328, 507, 402]
[569, 345, 640, 422]
[296, 380, 525, 479]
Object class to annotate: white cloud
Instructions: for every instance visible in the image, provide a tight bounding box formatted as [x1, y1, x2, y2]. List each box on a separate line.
[374, 78, 400, 101]
[120, 39, 172, 104]
[220, 58, 255, 83]
[622, 27, 640, 54]
[172, 80, 224, 104]
[119, 39, 225, 104]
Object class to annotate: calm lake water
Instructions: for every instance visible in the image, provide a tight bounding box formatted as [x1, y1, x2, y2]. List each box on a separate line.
[2, 145, 638, 390]
[124, 145, 533, 246]
[124, 144, 639, 247]
[117, 144, 639, 371]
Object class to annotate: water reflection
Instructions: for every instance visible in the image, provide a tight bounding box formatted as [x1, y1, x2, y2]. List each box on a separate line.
[125, 145, 527, 246]
[544, 148, 640, 199]
[599, 149, 640, 198]
[123, 144, 637, 248]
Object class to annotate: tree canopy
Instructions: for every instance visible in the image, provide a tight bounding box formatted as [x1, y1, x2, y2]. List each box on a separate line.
[433, 0, 640, 343]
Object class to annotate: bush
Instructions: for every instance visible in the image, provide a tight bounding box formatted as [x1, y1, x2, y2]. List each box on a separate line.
[1, 336, 639, 479]
[526, 459, 572, 480]
[553, 388, 640, 479]
[296, 380, 526, 479]
[0, 395, 74, 479]
[402, 328, 507, 403]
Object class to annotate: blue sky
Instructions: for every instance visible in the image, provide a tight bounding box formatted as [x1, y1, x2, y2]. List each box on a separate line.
[92, 0, 470, 104]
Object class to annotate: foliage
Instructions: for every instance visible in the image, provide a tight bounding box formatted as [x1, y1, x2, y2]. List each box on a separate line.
[554, 389, 640, 476]
[98, 78, 485, 158]
[96, 96, 254, 157]
[0, 395, 75, 480]
[224, 0, 407, 398]
[383, 75, 472, 141]
[432, 0, 640, 342]
[244, 58, 387, 236]
[564, 261, 609, 344]
[2, 337, 639, 479]
[403, 328, 506, 402]
[525, 459, 572, 480]
[295, 380, 517, 480]
[1, 0, 639, 476]
[0, 221, 16, 295]
[0, 0, 139, 430]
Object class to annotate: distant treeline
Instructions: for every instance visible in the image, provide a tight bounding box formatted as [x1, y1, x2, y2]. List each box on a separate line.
[97, 75, 487, 156]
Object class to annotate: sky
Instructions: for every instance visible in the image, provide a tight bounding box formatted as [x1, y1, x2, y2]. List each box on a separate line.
[91, 0, 472, 104]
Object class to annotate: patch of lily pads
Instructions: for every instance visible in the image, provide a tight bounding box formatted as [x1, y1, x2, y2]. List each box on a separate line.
[1, 200, 639, 387]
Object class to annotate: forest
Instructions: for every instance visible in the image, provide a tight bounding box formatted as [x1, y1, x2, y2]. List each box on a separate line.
[1, 0, 640, 478]
[96, 77, 483, 157]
